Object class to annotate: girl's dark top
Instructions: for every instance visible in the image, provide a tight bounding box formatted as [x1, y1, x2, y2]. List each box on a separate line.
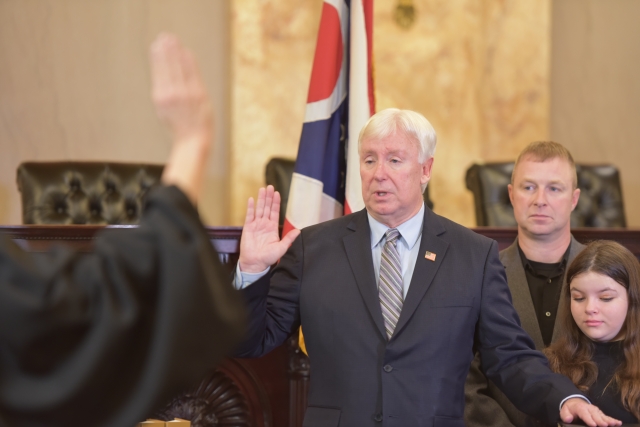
[588, 340, 638, 424]
[0, 186, 246, 427]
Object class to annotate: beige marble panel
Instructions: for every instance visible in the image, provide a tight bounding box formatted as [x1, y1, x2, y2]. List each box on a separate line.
[230, 0, 550, 226]
[230, 0, 323, 224]
[374, 0, 550, 225]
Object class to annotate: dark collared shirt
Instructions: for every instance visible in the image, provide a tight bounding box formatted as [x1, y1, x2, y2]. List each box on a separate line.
[518, 243, 572, 347]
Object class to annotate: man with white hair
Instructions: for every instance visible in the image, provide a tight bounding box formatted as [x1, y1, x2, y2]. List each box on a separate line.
[235, 109, 620, 427]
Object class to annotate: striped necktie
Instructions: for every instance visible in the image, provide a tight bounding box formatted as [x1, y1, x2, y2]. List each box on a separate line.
[378, 228, 403, 340]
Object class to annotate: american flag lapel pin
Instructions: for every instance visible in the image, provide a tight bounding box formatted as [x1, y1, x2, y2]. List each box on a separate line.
[424, 251, 436, 261]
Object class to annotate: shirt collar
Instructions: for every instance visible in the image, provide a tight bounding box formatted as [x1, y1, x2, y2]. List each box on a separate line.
[517, 240, 572, 277]
[368, 204, 425, 250]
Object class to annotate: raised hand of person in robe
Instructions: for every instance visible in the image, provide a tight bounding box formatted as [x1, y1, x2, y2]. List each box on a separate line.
[238, 185, 300, 273]
[150, 32, 213, 204]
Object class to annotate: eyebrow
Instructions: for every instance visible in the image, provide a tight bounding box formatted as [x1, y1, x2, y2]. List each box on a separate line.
[570, 287, 619, 293]
[521, 178, 566, 187]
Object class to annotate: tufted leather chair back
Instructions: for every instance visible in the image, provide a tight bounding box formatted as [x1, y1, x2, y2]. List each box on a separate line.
[465, 162, 626, 227]
[266, 157, 435, 227]
[17, 162, 164, 225]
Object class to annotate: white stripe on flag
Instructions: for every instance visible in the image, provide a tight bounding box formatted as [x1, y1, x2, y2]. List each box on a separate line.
[285, 172, 343, 230]
[345, 0, 370, 213]
[324, 0, 347, 21]
[304, 88, 347, 123]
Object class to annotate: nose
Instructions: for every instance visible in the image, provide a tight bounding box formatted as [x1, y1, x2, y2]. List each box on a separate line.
[373, 162, 387, 180]
[533, 188, 547, 206]
[585, 298, 599, 314]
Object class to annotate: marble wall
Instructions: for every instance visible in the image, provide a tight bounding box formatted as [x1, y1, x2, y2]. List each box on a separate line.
[230, 0, 551, 226]
[230, 0, 323, 224]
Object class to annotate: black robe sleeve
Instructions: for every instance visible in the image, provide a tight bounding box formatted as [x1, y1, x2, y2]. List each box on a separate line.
[0, 185, 246, 427]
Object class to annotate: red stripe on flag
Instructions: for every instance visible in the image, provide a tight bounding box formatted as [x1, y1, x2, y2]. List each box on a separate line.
[344, 200, 352, 215]
[363, 0, 375, 116]
[307, 3, 344, 103]
[282, 218, 295, 238]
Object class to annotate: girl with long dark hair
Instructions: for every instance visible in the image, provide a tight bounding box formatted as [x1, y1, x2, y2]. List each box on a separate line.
[545, 240, 640, 423]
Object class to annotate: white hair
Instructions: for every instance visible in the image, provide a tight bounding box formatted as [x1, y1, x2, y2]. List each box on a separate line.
[358, 108, 437, 163]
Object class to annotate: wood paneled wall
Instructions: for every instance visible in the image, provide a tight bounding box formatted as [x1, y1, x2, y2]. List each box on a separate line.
[551, 0, 640, 227]
[0, 0, 230, 225]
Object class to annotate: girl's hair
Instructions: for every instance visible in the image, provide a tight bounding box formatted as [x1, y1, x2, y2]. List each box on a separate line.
[544, 240, 640, 419]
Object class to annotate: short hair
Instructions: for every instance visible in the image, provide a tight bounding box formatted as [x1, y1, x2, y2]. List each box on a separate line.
[512, 141, 578, 188]
[358, 108, 437, 164]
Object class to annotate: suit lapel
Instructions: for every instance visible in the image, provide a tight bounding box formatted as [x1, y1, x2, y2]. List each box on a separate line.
[501, 240, 545, 349]
[343, 210, 387, 339]
[393, 208, 449, 338]
[551, 236, 586, 343]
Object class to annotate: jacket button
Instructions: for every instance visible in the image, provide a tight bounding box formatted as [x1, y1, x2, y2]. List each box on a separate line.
[373, 413, 383, 422]
[383, 364, 393, 372]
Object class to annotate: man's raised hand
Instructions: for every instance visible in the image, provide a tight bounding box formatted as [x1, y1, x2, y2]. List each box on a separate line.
[239, 186, 301, 273]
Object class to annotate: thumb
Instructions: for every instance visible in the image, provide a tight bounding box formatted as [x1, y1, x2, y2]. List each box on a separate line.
[560, 405, 575, 422]
[281, 228, 301, 248]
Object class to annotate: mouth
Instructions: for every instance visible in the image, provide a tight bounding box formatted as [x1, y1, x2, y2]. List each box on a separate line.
[529, 214, 551, 221]
[585, 320, 603, 327]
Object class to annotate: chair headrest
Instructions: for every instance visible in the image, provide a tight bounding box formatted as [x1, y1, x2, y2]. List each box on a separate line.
[17, 162, 164, 225]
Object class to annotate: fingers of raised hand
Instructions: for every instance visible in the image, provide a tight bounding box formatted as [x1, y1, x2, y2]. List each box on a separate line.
[150, 33, 185, 110]
[244, 197, 255, 225]
[150, 33, 211, 139]
[255, 187, 267, 219]
[270, 190, 282, 221]
[263, 186, 274, 219]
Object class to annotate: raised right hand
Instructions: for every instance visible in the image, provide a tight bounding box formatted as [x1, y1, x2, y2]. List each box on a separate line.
[239, 186, 301, 273]
[150, 33, 213, 204]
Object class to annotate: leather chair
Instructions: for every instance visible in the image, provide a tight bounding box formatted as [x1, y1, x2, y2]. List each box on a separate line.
[465, 162, 626, 227]
[17, 161, 164, 225]
[266, 158, 296, 227]
[266, 157, 435, 227]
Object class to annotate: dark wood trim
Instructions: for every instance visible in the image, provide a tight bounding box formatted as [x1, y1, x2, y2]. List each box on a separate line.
[473, 227, 640, 258]
[3, 225, 638, 258]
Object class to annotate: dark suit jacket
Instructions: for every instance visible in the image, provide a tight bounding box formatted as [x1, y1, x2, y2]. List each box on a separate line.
[237, 207, 583, 427]
[464, 236, 585, 427]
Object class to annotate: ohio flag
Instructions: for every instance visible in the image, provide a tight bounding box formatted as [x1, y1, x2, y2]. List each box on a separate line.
[282, 0, 375, 237]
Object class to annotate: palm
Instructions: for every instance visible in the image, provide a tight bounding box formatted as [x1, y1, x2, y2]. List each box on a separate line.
[239, 186, 300, 273]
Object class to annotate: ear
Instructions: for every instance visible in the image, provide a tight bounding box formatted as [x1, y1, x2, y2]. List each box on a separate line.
[571, 187, 581, 211]
[420, 157, 434, 186]
[508, 183, 514, 205]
